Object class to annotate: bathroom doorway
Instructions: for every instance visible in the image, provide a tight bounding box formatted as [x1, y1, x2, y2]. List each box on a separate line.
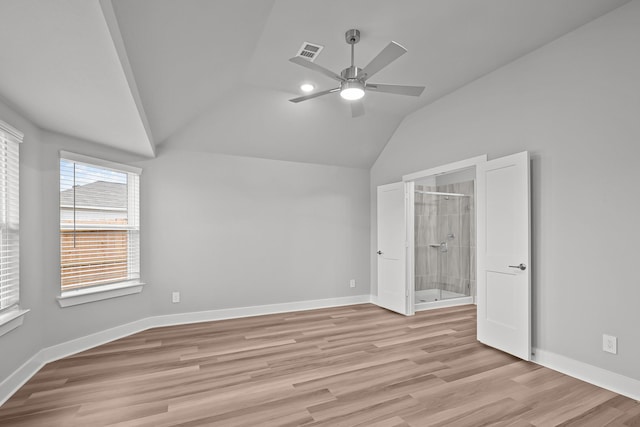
[413, 169, 475, 310]
[403, 155, 485, 312]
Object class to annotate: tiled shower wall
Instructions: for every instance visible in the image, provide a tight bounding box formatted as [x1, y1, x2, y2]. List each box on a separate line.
[415, 181, 476, 297]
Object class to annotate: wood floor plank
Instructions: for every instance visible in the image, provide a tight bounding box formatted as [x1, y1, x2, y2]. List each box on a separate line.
[0, 304, 638, 426]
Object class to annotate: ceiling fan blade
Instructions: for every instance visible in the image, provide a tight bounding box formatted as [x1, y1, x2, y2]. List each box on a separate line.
[350, 100, 365, 118]
[361, 42, 407, 79]
[289, 57, 344, 82]
[289, 87, 340, 103]
[366, 83, 425, 97]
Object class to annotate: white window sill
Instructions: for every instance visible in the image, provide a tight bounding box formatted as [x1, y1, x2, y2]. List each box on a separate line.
[0, 308, 30, 337]
[57, 281, 145, 308]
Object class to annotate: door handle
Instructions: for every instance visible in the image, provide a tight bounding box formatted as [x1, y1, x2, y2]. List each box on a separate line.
[508, 263, 527, 271]
[377, 250, 383, 255]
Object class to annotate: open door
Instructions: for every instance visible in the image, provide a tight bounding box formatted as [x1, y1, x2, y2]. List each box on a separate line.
[477, 151, 531, 360]
[376, 182, 411, 315]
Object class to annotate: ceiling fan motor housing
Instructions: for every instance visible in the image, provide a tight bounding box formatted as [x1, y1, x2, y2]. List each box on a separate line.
[341, 66, 365, 81]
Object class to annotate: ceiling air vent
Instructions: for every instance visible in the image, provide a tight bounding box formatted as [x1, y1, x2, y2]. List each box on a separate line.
[295, 42, 324, 62]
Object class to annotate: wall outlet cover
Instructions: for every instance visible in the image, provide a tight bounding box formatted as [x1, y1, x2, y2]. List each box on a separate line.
[602, 334, 617, 354]
[172, 292, 180, 303]
[349, 279, 356, 288]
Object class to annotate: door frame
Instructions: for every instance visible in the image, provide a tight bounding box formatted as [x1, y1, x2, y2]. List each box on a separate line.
[401, 155, 487, 313]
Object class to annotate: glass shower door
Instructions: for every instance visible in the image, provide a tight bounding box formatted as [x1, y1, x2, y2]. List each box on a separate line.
[414, 182, 474, 303]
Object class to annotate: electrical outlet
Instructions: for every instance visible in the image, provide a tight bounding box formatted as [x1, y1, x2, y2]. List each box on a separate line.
[172, 291, 180, 303]
[349, 279, 356, 288]
[602, 334, 617, 354]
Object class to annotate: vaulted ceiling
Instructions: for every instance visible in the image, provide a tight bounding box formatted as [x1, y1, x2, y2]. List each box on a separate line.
[0, 0, 630, 167]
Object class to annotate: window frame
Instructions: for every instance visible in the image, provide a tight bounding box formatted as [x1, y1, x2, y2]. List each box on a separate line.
[57, 151, 144, 307]
[0, 119, 28, 336]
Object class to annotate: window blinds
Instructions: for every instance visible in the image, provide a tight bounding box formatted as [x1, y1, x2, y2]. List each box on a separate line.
[59, 152, 140, 292]
[0, 121, 22, 313]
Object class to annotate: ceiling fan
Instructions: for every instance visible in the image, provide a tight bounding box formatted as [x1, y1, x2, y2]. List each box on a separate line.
[289, 29, 425, 117]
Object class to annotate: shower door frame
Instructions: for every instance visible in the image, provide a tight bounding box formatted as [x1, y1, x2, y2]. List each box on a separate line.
[402, 155, 487, 313]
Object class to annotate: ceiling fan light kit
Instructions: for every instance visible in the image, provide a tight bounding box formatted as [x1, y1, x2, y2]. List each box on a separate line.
[289, 29, 425, 117]
[340, 81, 365, 100]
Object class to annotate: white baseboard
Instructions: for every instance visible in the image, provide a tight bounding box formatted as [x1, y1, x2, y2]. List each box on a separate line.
[0, 354, 43, 407]
[0, 294, 372, 406]
[532, 348, 640, 401]
[153, 295, 371, 327]
[39, 318, 154, 363]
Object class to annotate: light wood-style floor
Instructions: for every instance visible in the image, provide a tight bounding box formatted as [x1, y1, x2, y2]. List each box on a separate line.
[1, 304, 638, 426]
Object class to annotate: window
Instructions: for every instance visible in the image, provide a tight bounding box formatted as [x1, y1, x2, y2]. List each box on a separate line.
[59, 152, 141, 297]
[0, 121, 22, 315]
[0, 120, 26, 336]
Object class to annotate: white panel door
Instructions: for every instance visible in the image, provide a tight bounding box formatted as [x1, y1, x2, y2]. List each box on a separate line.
[376, 182, 409, 315]
[477, 151, 531, 360]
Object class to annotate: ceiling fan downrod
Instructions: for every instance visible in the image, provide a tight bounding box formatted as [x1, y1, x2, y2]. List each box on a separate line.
[345, 29, 360, 67]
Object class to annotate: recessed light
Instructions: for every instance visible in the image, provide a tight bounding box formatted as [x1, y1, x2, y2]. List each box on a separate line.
[300, 83, 314, 92]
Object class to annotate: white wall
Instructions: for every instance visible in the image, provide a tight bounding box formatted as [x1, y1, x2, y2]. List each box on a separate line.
[371, 0, 640, 380]
[138, 146, 370, 314]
